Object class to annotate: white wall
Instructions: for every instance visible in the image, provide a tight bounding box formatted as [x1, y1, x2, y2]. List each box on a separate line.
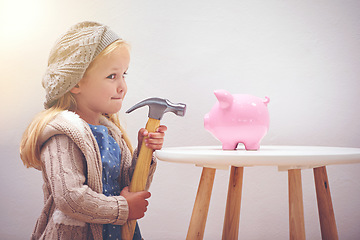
[1, 0, 359, 239]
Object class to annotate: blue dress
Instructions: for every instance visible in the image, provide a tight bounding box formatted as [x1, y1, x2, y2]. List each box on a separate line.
[89, 124, 142, 240]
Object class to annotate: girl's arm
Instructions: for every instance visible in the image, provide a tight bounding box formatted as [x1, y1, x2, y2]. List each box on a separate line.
[41, 134, 129, 225]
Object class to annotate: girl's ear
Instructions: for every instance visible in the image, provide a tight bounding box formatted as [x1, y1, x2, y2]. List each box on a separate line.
[70, 84, 81, 94]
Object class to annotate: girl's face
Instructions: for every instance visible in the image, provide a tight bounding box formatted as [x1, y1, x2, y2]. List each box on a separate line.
[71, 45, 130, 124]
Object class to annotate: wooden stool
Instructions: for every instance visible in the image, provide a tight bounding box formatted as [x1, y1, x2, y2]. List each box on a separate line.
[155, 145, 360, 239]
[186, 166, 337, 240]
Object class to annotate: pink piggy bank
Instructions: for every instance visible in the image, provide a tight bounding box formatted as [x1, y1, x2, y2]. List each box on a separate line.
[204, 90, 270, 150]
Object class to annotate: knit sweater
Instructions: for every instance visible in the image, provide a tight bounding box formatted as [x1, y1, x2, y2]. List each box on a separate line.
[31, 110, 156, 240]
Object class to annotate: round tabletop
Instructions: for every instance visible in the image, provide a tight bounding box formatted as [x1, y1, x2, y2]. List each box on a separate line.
[155, 145, 360, 170]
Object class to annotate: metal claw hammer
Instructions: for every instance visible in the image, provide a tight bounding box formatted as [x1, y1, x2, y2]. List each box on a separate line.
[122, 97, 186, 240]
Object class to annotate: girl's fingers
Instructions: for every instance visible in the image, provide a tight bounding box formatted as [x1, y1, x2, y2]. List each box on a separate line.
[146, 143, 163, 150]
[148, 132, 165, 139]
[145, 137, 164, 150]
[145, 137, 164, 145]
[138, 125, 167, 150]
[156, 125, 167, 133]
[141, 128, 148, 136]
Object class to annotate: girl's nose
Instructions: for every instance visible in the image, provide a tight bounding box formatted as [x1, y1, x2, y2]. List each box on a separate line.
[117, 77, 126, 93]
[116, 84, 123, 94]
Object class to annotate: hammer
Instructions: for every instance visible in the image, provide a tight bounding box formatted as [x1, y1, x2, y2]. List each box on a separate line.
[122, 97, 186, 240]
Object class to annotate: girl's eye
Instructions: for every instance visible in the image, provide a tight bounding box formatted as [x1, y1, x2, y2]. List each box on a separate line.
[106, 74, 116, 79]
[122, 72, 128, 78]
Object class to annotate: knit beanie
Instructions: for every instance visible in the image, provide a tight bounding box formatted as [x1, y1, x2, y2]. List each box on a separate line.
[42, 21, 121, 109]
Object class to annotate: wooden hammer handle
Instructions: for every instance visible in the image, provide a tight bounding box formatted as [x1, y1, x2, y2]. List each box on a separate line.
[121, 117, 160, 240]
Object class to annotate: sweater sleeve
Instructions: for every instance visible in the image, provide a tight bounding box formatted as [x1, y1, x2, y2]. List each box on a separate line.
[41, 134, 129, 225]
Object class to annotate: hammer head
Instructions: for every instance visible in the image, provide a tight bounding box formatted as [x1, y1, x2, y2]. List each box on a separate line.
[126, 97, 186, 120]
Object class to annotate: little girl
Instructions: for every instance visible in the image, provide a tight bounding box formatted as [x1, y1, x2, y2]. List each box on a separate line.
[20, 21, 167, 240]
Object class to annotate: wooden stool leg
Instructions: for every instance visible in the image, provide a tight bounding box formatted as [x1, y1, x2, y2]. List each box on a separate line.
[222, 166, 244, 240]
[313, 166, 338, 240]
[186, 167, 216, 240]
[288, 169, 306, 240]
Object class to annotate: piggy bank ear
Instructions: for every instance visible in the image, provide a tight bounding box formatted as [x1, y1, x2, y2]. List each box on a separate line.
[263, 96, 270, 106]
[214, 89, 233, 109]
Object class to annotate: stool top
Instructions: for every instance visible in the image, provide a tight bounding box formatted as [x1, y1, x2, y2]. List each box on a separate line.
[155, 145, 360, 170]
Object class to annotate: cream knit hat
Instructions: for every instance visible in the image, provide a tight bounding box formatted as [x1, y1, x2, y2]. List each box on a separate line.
[42, 21, 121, 109]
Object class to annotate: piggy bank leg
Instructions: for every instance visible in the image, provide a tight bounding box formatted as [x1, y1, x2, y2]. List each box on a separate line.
[222, 142, 238, 150]
[243, 142, 260, 151]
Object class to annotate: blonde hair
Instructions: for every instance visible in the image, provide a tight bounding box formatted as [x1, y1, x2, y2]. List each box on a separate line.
[20, 39, 133, 169]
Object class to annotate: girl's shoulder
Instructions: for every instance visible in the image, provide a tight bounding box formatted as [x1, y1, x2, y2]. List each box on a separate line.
[56, 110, 85, 130]
[50, 110, 88, 134]
[39, 110, 90, 148]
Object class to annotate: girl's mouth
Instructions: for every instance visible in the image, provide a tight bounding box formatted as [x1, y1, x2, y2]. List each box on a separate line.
[111, 96, 122, 100]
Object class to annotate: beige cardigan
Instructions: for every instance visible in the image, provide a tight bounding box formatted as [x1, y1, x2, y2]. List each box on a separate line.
[31, 111, 156, 240]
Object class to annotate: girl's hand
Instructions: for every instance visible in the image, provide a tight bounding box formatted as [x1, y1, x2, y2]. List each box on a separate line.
[137, 125, 167, 151]
[120, 186, 151, 220]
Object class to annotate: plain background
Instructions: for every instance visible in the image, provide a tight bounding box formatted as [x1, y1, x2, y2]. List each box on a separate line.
[1, 0, 359, 239]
